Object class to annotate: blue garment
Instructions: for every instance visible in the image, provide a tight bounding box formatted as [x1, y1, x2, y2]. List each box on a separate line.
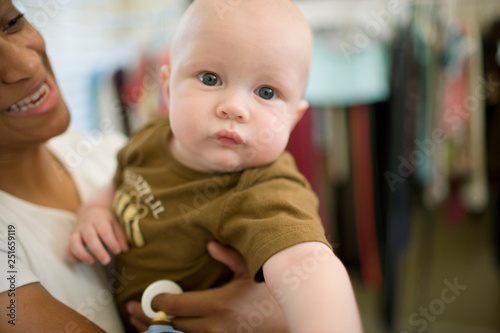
[142, 324, 184, 333]
[304, 35, 390, 107]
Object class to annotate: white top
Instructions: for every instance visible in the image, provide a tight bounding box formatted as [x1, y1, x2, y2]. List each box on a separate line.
[0, 130, 127, 333]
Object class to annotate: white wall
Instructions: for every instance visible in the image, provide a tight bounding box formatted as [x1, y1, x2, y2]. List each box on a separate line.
[15, 0, 187, 130]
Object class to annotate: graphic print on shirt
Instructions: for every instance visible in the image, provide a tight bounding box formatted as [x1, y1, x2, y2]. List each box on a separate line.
[113, 170, 165, 247]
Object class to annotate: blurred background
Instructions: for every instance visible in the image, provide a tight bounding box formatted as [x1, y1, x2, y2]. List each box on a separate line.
[15, 0, 500, 332]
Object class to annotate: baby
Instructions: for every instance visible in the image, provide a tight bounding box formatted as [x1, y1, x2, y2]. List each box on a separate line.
[67, 0, 363, 332]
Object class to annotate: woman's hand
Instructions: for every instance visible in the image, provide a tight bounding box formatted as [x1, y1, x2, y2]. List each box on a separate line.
[127, 242, 288, 333]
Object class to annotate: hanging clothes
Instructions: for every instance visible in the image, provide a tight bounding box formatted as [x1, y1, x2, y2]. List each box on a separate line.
[381, 23, 417, 329]
[483, 19, 500, 265]
[457, 5, 489, 214]
[286, 108, 332, 239]
[350, 105, 383, 288]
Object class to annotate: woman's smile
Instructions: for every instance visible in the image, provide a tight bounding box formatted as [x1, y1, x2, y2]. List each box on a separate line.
[6, 82, 49, 112]
[2, 76, 61, 117]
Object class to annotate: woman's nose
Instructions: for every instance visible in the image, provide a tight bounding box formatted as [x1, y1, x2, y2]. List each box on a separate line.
[215, 92, 250, 123]
[0, 39, 40, 84]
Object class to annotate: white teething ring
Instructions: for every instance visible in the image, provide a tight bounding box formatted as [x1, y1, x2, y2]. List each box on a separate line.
[141, 280, 184, 320]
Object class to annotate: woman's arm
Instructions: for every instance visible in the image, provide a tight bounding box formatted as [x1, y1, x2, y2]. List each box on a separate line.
[127, 242, 289, 333]
[0, 282, 105, 332]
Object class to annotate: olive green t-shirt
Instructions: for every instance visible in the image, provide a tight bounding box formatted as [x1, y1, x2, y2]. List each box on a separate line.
[112, 116, 331, 313]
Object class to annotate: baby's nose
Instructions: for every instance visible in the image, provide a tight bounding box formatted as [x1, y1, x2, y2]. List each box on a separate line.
[216, 94, 250, 122]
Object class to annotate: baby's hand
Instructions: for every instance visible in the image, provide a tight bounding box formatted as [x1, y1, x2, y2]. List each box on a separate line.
[66, 205, 128, 265]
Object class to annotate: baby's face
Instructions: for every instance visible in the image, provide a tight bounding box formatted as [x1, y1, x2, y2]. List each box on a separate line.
[164, 0, 312, 173]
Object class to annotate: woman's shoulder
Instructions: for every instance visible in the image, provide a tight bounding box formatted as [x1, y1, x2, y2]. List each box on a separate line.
[47, 128, 128, 202]
[48, 128, 128, 155]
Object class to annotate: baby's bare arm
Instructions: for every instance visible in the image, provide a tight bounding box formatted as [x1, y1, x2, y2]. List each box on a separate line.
[263, 242, 364, 333]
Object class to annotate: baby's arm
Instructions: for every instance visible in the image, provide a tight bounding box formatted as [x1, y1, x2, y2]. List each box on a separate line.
[66, 183, 128, 265]
[263, 241, 363, 333]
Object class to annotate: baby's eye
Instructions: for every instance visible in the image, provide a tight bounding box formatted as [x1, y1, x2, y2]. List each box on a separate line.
[257, 87, 275, 100]
[198, 72, 221, 86]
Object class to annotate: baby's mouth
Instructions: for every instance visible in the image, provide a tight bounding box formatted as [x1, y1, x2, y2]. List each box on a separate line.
[6, 83, 50, 113]
[214, 129, 244, 147]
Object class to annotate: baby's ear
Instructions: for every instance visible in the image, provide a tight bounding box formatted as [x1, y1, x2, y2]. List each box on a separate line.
[160, 65, 171, 107]
[293, 99, 309, 127]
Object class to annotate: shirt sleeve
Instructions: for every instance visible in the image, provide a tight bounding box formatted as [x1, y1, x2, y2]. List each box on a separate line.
[0, 232, 39, 293]
[218, 176, 332, 281]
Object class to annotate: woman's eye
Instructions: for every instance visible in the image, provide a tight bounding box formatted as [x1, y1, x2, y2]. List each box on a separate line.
[257, 87, 275, 100]
[198, 72, 220, 86]
[2, 13, 25, 34]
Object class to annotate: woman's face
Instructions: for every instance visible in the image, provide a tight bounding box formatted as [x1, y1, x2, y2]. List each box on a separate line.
[0, 0, 70, 151]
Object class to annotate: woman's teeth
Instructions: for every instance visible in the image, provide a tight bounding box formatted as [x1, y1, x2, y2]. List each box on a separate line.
[7, 83, 50, 112]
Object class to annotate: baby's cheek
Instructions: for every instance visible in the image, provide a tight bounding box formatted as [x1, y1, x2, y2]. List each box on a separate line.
[254, 141, 288, 166]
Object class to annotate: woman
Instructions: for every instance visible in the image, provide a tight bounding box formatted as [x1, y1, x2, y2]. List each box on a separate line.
[0, 0, 287, 331]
